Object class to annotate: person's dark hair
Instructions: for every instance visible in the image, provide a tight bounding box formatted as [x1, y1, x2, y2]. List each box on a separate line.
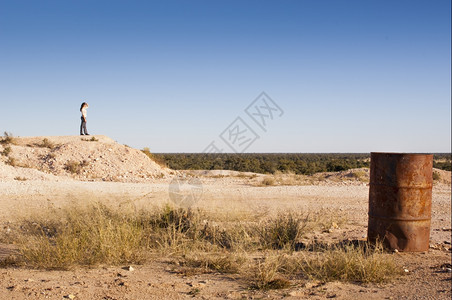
[80, 102, 88, 111]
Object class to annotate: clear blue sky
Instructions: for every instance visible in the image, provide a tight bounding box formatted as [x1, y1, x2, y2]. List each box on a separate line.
[1, 0, 450, 153]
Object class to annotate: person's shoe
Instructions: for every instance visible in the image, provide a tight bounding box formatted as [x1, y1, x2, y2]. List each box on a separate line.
[80, 134, 84, 136]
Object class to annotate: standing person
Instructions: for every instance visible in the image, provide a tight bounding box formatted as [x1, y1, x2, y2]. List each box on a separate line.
[80, 102, 89, 135]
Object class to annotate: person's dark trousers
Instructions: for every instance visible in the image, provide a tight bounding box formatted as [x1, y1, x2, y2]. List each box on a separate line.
[80, 117, 89, 135]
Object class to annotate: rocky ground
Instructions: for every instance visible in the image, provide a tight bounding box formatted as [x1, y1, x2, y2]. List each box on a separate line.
[0, 135, 173, 182]
[0, 136, 450, 299]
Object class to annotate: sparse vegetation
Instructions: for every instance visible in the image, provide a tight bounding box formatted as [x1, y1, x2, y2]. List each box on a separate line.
[257, 212, 310, 250]
[65, 160, 81, 174]
[142, 147, 168, 168]
[37, 138, 55, 149]
[261, 177, 276, 186]
[1, 202, 401, 289]
[4, 156, 29, 168]
[64, 160, 89, 174]
[350, 170, 368, 182]
[241, 240, 401, 289]
[1, 146, 11, 156]
[6, 157, 17, 166]
[0, 138, 447, 297]
[298, 241, 402, 283]
[433, 171, 441, 181]
[311, 210, 347, 232]
[81, 136, 98, 142]
[247, 255, 291, 290]
[0, 131, 15, 145]
[235, 173, 257, 179]
[179, 252, 246, 274]
[187, 288, 201, 296]
[10, 203, 148, 269]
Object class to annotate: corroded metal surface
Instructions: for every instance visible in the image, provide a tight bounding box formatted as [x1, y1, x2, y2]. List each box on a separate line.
[368, 152, 433, 252]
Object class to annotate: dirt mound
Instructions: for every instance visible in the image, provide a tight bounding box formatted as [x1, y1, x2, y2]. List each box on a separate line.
[0, 162, 64, 182]
[0, 135, 173, 182]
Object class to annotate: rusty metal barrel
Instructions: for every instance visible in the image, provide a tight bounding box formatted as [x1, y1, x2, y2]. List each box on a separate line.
[367, 152, 433, 252]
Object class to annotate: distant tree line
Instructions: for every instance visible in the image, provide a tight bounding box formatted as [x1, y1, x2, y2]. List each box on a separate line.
[433, 153, 452, 171]
[147, 153, 370, 175]
[143, 152, 451, 175]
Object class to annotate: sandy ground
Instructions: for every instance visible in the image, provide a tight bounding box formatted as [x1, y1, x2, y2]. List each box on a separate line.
[0, 175, 451, 300]
[0, 136, 450, 299]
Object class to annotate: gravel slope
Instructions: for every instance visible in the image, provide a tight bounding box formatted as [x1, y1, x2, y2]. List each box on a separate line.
[0, 135, 173, 182]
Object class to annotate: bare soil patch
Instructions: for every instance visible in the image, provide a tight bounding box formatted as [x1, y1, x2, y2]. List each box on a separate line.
[0, 136, 450, 299]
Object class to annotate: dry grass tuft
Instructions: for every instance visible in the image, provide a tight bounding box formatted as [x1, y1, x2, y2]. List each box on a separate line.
[147, 205, 203, 255]
[1, 145, 11, 156]
[37, 138, 55, 149]
[432, 171, 441, 181]
[257, 212, 310, 250]
[298, 241, 401, 283]
[9, 203, 149, 269]
[243, 240, 400, 289]
[146, 205, 258, 253]
[64, 160, 82, 174]
[6, 157, 17, 166]
[4, 156, 29, 168]
[310, 209, 347, 232]
[81, 136, 99, 142]
[64, 160, 89, 174]
[350, 170, 369, 182]
[0, 132, 15, 145]
[245, 254, 291, 290]
[261, 177, 276, 186]
[180, 252, 246, 274]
